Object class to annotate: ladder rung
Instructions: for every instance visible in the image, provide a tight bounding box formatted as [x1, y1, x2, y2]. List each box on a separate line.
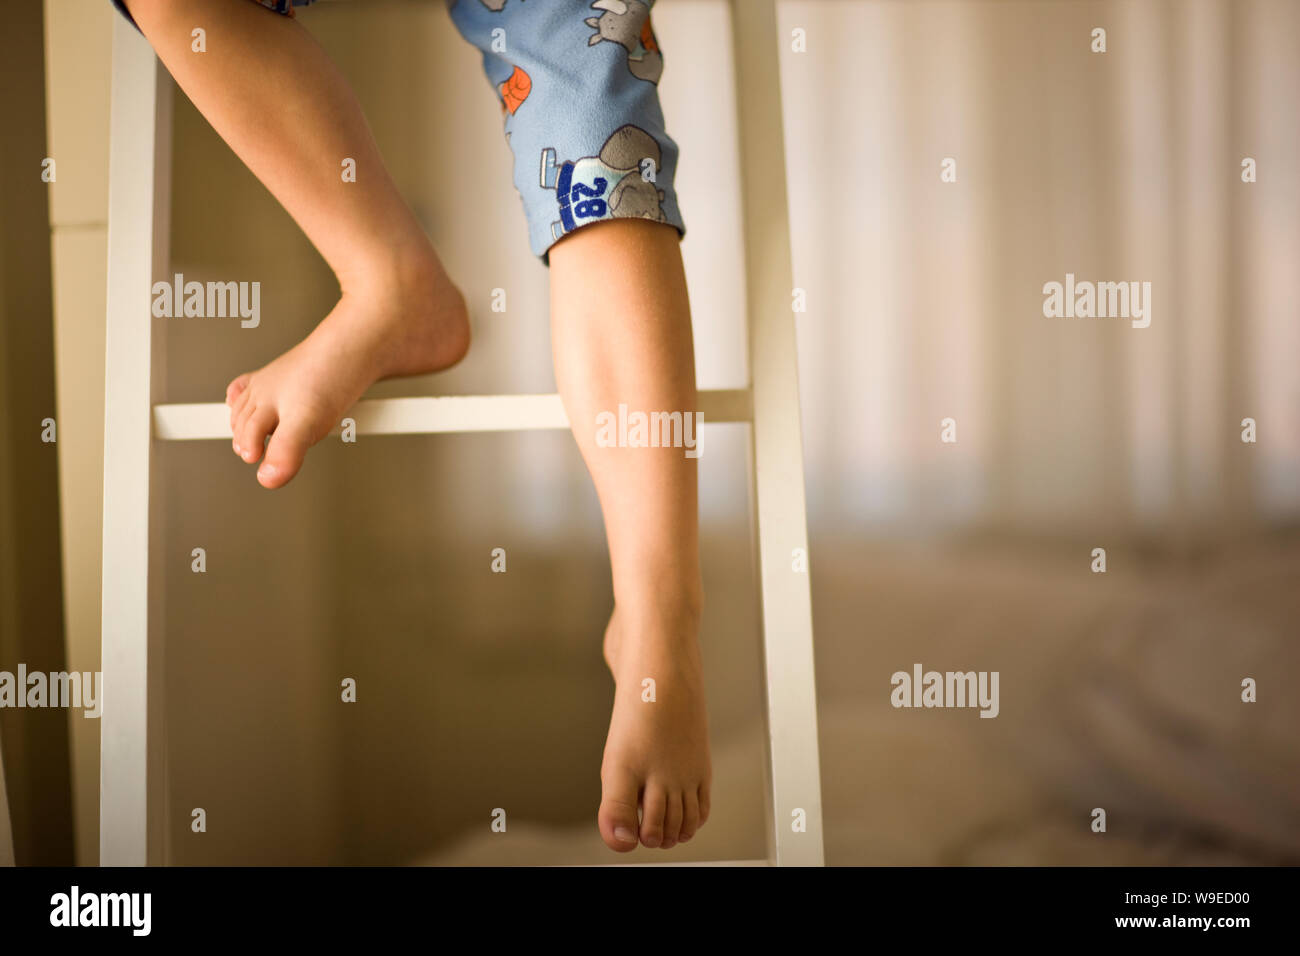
[152, 389, 753, 440]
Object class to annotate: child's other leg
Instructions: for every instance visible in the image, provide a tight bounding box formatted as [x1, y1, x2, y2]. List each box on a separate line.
[442, 0, 704, 851]
[122, 0, 469, 487]
[549, 219, 710, 852]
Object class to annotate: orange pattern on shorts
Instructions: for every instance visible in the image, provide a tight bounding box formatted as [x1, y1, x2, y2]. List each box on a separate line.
[498, 66, 532, 115]
[640, 18, 659, 54]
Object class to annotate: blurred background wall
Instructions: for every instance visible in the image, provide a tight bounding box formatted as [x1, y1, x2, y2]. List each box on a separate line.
[780, 0, 1299, 864]
[0, 0, 75, 866]
[6, 0, 1297, 865]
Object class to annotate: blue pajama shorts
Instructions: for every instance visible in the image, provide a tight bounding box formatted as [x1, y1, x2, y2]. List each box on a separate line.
[109, 0, 686, 262]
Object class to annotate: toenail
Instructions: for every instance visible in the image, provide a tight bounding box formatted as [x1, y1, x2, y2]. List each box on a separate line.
[614, 826, 637, 844]
[233, 443, 241, 455]
[258, 464, 276, 479]
[642, 834, 661, 848]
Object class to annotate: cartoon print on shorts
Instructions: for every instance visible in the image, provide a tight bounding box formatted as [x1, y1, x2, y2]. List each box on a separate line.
[498, 65, 531, 114]
[584, 0, 662, 84]
[540, 124, 666, 241]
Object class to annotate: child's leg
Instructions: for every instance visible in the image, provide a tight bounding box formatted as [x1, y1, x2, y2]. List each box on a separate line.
[121, 0, 469, 487]
[444, 0, 707, 852]
[549, 219, 710, 852]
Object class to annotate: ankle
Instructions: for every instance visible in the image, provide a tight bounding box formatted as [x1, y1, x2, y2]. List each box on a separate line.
[611, 590, 702, 641]
[338, 234, 446, 305]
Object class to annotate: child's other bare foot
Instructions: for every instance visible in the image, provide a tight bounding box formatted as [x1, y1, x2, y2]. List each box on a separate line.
[225, 250, 469, 488]
[599, 600, 711, 852]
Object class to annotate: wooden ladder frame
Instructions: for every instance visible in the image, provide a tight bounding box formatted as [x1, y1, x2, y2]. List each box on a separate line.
[101, 0, 823, 867]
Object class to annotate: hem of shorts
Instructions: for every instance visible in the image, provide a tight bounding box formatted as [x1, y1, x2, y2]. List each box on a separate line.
[536, 217, 686, 267]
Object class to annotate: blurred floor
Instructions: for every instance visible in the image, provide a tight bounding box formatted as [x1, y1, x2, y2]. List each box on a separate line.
[414, 528, 1300, 866]
[807, 528, 1300, 865]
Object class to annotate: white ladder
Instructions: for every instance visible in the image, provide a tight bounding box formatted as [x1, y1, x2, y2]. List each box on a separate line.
[101, 0, 823, 867]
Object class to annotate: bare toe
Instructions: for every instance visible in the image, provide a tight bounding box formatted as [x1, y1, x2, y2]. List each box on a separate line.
[257, 418, 315, 489]
[225, 373, 250, 406]
[597, 765, 642, 853]
[228, 382, 252, 426]
[661, 790, 683, 849]
[639, 785, 667, 849]
[236, 407, 277, 465]
[680, 790, 700, 843]
[231, 397, 257, 459]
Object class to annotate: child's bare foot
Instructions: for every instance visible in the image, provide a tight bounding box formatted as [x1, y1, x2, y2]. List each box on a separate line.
[224, 251, 469, 488]
[599, 601, 711, 852]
